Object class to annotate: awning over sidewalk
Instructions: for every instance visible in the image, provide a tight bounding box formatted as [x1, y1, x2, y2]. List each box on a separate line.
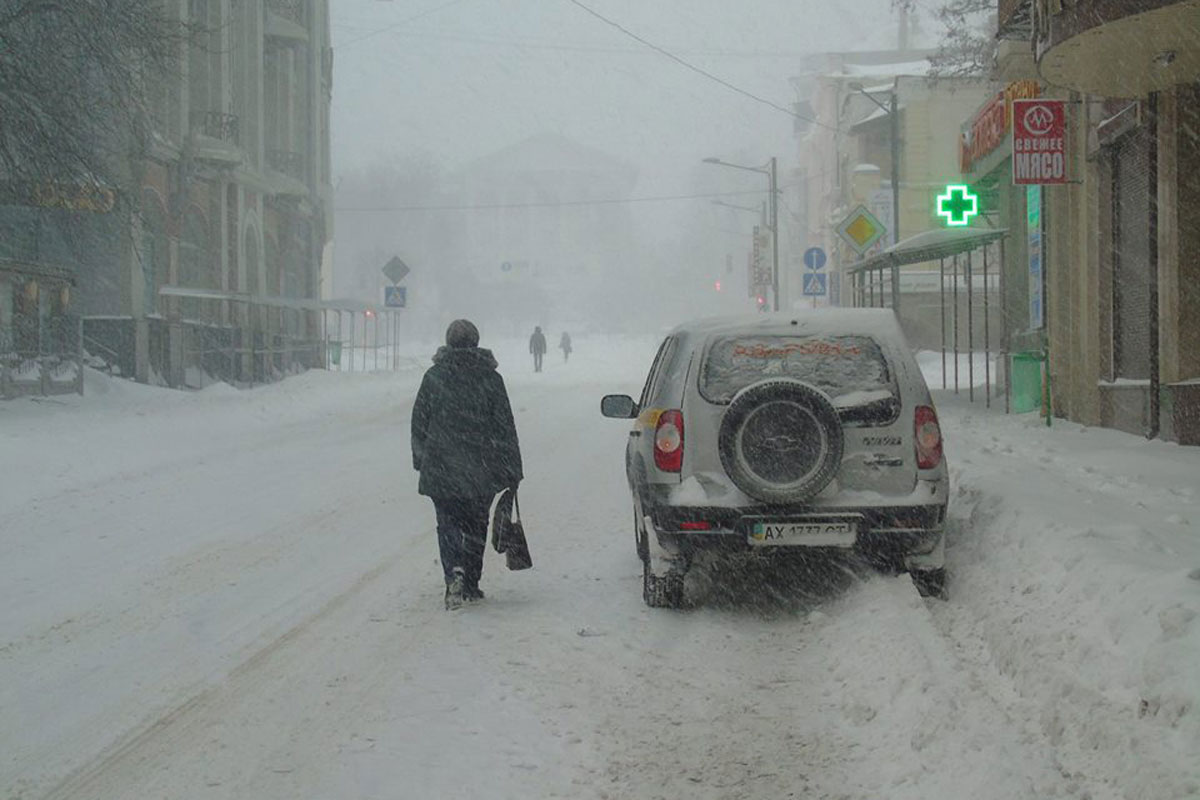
[847, 227, 1008, 275]
[158, 286, 385, 314]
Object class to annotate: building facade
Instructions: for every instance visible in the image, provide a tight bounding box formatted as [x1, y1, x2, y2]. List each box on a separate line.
[963, 0, 1200, 442]
[1, 0, 334, 393]
[790, 52, 996, 347]
[442, 135, 640, 336]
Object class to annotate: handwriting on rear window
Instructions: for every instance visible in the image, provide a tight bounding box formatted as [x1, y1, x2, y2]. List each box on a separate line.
[733, 341, 862, 358]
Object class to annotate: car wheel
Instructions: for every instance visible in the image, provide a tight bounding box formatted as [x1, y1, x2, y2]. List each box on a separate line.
[911, 567, 948, 600]
[718, 379, 844, 504]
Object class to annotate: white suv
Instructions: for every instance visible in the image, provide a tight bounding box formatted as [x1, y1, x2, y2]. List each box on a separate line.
[601, 310, 949, 607]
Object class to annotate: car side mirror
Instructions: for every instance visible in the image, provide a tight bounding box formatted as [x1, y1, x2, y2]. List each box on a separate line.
[601, 394, 638, 419]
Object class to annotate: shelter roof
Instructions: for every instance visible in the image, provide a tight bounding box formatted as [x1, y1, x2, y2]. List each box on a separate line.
[847, 227, 1009, 274]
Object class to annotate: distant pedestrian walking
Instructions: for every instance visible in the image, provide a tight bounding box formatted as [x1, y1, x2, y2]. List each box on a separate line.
[412, 319, 523, 609]
[529, 326, 547, 372]
[559, 331, 572, 363]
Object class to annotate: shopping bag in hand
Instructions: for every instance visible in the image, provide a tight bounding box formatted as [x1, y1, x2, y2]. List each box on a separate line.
[491, 488, 533, 571]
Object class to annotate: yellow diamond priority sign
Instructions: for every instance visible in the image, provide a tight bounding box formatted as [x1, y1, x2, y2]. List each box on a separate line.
[835, 205, 887, 255]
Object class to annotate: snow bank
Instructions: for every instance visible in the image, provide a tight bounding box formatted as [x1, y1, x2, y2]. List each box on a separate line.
[936, 393, 1200, 799]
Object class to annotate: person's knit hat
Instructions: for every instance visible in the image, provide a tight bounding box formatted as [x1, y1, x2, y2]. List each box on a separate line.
[445, 319, 480, 348]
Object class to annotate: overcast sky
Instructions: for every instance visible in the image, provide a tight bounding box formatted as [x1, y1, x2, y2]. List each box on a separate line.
[330, 0, 917, 193]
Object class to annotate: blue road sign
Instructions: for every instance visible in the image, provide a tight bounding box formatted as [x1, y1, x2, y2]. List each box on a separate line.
[803, 247, 827, 271]
[802, 272, 827, 296]
[384, 286, 407, 308]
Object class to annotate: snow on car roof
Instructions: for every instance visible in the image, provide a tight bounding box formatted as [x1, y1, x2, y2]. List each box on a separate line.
[666, 309, 908, 342]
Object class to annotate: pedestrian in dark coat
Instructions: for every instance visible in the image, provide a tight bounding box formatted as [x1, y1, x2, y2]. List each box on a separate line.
[559, 331, 572, 363]
[412, 319, 523, 609]
[529, 326, 546, 372]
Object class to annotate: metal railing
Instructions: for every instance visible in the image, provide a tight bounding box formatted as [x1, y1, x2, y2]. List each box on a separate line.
[192, 111, 240, 145]
[266, 0, 305, 25]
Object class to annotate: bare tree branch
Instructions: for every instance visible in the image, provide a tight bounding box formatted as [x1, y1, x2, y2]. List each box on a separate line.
[0, 0, 188, 196]
[893, 0, 996, 78]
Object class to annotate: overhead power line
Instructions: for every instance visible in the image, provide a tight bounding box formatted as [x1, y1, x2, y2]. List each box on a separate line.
[335, 26, 825, 59]
[336, 0, 475, 50]
[561, 0, 837, 133]
[336, 188, 776, 214]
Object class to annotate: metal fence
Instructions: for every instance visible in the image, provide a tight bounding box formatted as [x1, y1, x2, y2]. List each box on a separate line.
[1, 316, 83, 399]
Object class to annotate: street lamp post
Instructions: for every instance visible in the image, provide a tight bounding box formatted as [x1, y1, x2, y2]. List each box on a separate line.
[703, 156, 780, 311]
[849, 81, 900, 310]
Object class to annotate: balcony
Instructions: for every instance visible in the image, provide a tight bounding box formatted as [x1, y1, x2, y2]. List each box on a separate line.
[192, 111, 240, 145]
[266, 0, 308, 41]
[1036, 0, 1200, 96]
[266, 0, 304, 25]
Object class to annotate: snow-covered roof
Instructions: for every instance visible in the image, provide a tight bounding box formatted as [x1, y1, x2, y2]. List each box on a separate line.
[850, 105, 903, 129]
[836, 59, 931, 79]
[848, 227, 1010, 274]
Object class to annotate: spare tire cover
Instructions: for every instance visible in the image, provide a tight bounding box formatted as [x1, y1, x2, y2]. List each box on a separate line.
[718, 379, 843, 504]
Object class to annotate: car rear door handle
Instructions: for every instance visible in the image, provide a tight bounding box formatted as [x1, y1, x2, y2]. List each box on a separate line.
[629, 431, 641, 438]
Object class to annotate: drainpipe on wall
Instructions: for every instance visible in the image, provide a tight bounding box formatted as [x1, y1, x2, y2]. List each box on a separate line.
[1148, 91, 1160, 440]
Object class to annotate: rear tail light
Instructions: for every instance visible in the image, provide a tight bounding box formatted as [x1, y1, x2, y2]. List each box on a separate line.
[654, 410, 684, 472]
[914, 405, 943, 470]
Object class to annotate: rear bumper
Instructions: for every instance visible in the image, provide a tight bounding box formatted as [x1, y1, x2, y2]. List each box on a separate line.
[647, 502, 946, 560]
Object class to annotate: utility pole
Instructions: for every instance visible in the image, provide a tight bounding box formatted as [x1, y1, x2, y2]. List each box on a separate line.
[850, 81, 902, 311]
[889, 84, 901, 311]
[769, 156, 780, 311]
[703, 155, 781, 310]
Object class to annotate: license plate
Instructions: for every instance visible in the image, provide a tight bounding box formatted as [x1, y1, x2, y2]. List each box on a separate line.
[748, 520, 857, 547]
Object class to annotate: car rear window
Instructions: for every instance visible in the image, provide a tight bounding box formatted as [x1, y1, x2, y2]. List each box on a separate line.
[699, 335, 899, 422]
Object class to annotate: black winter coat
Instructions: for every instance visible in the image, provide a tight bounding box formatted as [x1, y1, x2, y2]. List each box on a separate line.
[529, 331, 546, 355]
[411, 346, 523, 498]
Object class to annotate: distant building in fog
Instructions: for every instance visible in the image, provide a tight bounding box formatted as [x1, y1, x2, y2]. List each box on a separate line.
[445, 135, 639, 332]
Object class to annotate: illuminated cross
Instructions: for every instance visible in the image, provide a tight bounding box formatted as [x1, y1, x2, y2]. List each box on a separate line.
[936, 184, 979, 227]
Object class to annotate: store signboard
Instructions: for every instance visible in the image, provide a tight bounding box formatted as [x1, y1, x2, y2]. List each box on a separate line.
[1013, 99, 1067, 185]
[959, 80, 1041, 175]
[1028, 185, 1044, 329]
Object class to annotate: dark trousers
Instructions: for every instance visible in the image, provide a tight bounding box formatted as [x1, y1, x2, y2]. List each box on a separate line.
[433, 495, 492, 588]
[533, 352, 543, 372]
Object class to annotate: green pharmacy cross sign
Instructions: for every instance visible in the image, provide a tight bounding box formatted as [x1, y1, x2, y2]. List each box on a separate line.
[936, 184, 979, 227]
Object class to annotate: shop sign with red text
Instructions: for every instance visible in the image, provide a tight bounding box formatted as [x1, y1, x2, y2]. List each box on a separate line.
[959, 80, 1041, 174]
[1012, 99, 1067, 185]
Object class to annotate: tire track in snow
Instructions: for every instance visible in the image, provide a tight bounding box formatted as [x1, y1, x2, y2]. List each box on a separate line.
[36, 543, 418, 800]
[587, 574, 1072, 800]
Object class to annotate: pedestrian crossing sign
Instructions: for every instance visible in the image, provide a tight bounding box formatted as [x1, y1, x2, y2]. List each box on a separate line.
[802, 273, 827, 296]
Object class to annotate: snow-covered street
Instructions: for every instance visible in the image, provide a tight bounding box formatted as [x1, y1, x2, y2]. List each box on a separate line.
[2, 337, 1198, 800]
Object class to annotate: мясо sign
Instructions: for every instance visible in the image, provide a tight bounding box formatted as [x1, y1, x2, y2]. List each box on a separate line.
[1012, 99, 1067, 185]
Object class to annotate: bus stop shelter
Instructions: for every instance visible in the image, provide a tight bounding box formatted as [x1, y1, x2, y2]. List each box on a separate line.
[846, 227, 1010, 408]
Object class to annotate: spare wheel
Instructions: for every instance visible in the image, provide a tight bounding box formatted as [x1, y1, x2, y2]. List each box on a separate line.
[718, 379, 843, 504]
